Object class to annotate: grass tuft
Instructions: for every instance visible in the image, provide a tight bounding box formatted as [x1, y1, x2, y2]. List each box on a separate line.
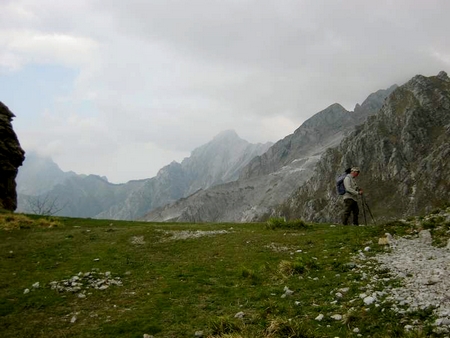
[0, 213, 63, 230]
[266, 217, 309, 230]
[209, 316, 242, 336]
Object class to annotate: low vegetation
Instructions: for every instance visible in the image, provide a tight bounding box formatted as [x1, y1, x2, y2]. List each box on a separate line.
[0, 209, 449, 337]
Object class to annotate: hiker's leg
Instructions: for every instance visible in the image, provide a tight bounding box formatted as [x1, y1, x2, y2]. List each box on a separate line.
[352, 201, 359, 225]
[342, 199, 352, 225]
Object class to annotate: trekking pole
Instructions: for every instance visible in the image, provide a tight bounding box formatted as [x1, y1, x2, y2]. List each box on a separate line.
[360, 194, 367, 226]
[362, 195, 376, 225]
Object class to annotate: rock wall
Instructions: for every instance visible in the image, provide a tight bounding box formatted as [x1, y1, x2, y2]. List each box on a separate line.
[280, 71, 450, 223]
[0, 102, 25, 211]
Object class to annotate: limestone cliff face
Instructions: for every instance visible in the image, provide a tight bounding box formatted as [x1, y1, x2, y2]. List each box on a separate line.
[281, 71, 450, 223]
[240, 86, 397, 180]
[0, 102, 25, 211]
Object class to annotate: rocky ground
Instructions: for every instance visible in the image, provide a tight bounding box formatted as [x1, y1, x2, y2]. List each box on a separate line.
[357, 207, 450, 336]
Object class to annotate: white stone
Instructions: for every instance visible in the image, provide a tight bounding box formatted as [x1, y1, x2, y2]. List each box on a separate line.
[331, 314, 342, 321]
[32, 282, 40, 289]
[234, 311, 245, 319]
[353, 328, 360, 333]
[364, 246, 371, 252]
[70, 316, 77, 323]
[418, 230, 432, 245]
[23, 288, 30, 294]
[315, 314, 324, 321]
[363, 296, 375, 305]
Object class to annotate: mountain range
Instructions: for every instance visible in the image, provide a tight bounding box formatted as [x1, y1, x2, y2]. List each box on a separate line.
[16, 130, 272, 219]
[142, 84, 396, 222]
[16, 71, 449, 223]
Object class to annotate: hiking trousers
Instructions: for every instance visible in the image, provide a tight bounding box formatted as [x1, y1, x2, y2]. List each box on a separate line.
[343, 198, 359, 225]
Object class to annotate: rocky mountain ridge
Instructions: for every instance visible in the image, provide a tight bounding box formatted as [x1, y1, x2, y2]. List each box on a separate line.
[143, 85, 396, 222]
[279, 71, 450, 223]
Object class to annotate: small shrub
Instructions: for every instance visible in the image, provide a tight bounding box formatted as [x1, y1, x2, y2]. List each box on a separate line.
[266, 218, 309, 230]
[421, 220, 436, 230]
[241, 267, 260, 284]
[0, 214, 63, 230]
[278, 259, 310, 277]
[209, 316, 241, 336]
[265, 318, 315, 338]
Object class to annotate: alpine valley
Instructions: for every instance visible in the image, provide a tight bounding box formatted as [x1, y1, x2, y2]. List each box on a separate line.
[16, 71, 450, 223]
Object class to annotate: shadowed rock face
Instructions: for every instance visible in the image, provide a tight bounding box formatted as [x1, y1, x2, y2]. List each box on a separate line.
[281, 71, 450, 223]
[0, 102, 25, 211]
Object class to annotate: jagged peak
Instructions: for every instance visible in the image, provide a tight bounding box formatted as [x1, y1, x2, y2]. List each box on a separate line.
[212, 129, 241, 141]
[300, 103, 349, 129]
[437, 70, 449, 82]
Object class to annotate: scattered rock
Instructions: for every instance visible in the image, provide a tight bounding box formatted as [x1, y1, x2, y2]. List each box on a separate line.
[234, 311, 245, 319]
[131, 236, 145, 245]
[331, 314, 342, 321]
[315, 314, 324, 321]
[23, 288, 30, 294]
[363, 296, 376, 305]
[418, 230, 432, 245]
[158, 229, 229, 242]
[50, 271, 123, 295]
[281, 286, 294, 298]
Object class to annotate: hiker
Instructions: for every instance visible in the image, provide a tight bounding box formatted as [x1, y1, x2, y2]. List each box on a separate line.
[342, 167, 363, 226]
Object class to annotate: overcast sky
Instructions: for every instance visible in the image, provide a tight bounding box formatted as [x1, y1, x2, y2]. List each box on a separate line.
[1, 0, 449, 183]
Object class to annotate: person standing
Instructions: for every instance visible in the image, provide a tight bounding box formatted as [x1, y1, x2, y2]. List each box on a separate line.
[342, 167, 363, 225]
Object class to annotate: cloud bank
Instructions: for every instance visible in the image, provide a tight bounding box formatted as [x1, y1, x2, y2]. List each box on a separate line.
[1, 0, 449, 182]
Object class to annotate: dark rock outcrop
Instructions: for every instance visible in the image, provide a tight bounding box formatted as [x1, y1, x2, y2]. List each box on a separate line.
[0, 102, 25, 211]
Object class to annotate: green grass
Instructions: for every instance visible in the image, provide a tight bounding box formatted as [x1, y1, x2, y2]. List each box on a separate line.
[0, 212, 447, 337]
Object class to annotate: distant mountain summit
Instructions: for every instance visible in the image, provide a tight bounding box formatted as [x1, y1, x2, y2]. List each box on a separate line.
[16, 152, 77, 196]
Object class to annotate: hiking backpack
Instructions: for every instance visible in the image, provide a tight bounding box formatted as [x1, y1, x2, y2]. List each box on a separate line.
[336, 168, 351, 195]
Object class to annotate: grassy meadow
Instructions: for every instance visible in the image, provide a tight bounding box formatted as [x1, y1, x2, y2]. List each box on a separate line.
[0, 210, 447, 337]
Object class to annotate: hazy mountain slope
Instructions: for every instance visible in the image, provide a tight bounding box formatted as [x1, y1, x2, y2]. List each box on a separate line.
[95, 130, 272, 220]
[142, 86, 395, 222]
[17, 131, 271, 219]
[16, 152, 77, 196]
[18, 175, 148, 218]
[279, 71, 450, 223]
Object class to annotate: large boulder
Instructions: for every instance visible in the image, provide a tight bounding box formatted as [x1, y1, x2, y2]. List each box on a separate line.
[0, 102, 25, 211]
